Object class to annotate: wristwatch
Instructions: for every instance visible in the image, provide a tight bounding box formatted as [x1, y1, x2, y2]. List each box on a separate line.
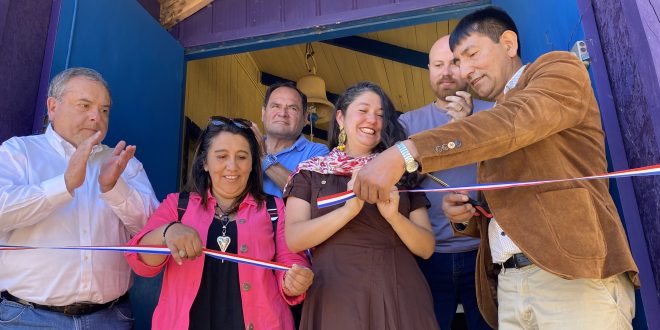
[262, 154, 278, 171]
[395, 141, 419, 173]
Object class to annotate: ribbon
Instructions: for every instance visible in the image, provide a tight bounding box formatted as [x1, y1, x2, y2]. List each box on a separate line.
[0, 245, 291, 271]
[317, 164, 660, 208]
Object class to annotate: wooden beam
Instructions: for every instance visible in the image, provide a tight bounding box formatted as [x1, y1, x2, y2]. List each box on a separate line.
[160, 0, 213, 29]
[321, 36, 428, 69]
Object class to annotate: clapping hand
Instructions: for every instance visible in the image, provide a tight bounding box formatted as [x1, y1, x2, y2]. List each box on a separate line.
[64, 131, 104, 193]
[99, 140, 136, 193]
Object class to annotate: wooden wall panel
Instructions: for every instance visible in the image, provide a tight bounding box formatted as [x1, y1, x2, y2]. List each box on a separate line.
[283, 0, 316, 22]
[177, 0, 480, 47]
[356, 0, 395, 10]
[212, 0, 247, 32]
[246, 0, 281, 27]
[318, 0, 353, 16]
[185, 53, 266, 130]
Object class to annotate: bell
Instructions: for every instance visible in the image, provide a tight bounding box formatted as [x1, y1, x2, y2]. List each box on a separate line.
[296, 74, 334, 126]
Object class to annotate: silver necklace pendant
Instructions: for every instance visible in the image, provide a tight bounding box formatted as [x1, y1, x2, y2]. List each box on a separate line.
[217, 214, 231, 254]
[217, 235, 231, 253]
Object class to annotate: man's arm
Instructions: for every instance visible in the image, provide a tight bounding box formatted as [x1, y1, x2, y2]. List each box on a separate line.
[411, 54, 592, 172]
[355, 53, 592, 202]
[264, 163, 293, 190]
[0, 133, 103, 233]
[265, 143, 329, 190]
[0, 139, 72, 233]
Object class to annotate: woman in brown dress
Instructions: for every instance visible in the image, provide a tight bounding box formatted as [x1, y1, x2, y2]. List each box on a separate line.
[284, 82, 439, 329]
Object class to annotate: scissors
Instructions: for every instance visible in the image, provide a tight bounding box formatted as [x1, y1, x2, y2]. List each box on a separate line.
[425, 173, 493, 219]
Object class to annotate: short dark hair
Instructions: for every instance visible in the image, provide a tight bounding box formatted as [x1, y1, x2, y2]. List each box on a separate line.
[263, 82, 308, 113]
[449, 6, 521, 57]
[329, 81, 420, 187]
[187, 117, 266, 209]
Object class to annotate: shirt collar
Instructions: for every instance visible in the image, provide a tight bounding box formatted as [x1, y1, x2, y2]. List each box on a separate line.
[45, 124, 103, 156]
[291, 135, 310, 151]
[504, 65, 527, 95]
[267, 134, 309, 156]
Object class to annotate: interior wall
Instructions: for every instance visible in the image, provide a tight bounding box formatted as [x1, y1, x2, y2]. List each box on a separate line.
[185, 53, 266, 129]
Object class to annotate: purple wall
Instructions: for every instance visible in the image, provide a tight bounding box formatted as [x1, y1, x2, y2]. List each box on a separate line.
[137, 0, 160, 23]
[174, 0, 481, 48]
[0, 0, 52, 142]
[590, 0, 660, 312]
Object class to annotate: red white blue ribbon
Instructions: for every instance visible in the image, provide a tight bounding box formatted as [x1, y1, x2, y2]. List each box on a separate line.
[0, 245, 291, 271]
[316, 164, 660, 208]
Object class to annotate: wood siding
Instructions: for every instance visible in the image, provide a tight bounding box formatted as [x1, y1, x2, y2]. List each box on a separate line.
[185, 53, 266, 129]
[174, 0, 480, 47]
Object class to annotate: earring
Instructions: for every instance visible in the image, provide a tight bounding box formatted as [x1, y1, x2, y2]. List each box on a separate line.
[337, 127, 346, 151]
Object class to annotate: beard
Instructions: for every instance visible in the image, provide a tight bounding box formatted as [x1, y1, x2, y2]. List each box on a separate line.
[434, 88, 459, 100]
[432, 76, 467, 100]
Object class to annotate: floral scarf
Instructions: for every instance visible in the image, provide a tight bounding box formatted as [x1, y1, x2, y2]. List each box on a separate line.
[284, 148, 377, 192]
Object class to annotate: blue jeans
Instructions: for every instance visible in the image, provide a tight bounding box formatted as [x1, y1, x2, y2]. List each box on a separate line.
[0, 295, 133, 330]
[417, 250, 492, 330]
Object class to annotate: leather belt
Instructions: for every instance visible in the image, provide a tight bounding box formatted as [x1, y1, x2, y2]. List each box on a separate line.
[502, 253, 533, 269]
[1, 291, 128, 316]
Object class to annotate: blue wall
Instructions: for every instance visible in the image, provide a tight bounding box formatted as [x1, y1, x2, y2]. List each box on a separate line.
[50, 0, 185, 201]
[492, 0, 585, 63]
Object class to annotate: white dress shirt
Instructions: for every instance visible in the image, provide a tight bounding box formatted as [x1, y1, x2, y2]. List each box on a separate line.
[489, 65, 527, 264]
[0, 125, 159, 305]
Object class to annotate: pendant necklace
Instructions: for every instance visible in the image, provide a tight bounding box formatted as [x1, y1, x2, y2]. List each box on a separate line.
[215, 204, 233, 255]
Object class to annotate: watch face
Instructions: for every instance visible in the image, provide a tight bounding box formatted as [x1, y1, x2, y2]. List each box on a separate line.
[406, 161, 419, 173]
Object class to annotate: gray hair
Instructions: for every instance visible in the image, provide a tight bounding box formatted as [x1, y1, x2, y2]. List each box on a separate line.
[47, 67, 111, 102]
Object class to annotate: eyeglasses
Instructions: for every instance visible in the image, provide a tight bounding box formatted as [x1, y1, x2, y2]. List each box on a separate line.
[207, 116, 252, 130]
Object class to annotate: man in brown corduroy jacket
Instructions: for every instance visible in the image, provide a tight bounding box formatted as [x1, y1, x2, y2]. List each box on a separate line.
[353, 6, 639, 330]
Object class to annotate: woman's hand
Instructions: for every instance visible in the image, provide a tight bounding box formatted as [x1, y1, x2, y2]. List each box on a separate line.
[163, 222, 204, 265]
[376, 186, 400, 222]
[283, 264, 314, 297]
[344, 171, 364, 216]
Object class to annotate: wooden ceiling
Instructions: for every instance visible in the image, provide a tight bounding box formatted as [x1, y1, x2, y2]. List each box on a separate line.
[184, 19, 460, 136]
[250, 19, 459, 115]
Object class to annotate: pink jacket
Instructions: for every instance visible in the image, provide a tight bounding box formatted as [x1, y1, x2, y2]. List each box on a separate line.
[125, 192, 309, 330]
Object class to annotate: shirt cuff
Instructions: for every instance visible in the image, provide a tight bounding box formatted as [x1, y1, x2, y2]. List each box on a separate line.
[41, 174, 73, 206]
[101, 177, 130, 206]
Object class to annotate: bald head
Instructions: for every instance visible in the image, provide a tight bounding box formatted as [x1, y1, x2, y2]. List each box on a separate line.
[428, 35, 468, 103]
[429, 36, 452, 60]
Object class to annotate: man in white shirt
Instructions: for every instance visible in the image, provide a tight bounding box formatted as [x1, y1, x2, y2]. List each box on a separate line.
[0, 67, 159, 330]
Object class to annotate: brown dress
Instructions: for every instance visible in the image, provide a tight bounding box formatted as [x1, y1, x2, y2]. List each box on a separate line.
[284, 170, 439, 330]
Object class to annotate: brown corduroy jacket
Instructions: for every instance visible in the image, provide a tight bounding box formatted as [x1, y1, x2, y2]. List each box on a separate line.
[409, 51, 639, 329]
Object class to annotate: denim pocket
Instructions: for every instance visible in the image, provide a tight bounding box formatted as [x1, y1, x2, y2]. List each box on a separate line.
[113, 301, 134, 322]
[0, 298, 28, 324]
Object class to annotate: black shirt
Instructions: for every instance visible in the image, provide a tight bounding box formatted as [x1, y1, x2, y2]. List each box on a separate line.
[188, 216, 244, 330]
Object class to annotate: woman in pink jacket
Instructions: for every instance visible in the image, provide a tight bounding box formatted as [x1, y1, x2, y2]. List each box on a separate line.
[126, 116, 313, 330]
